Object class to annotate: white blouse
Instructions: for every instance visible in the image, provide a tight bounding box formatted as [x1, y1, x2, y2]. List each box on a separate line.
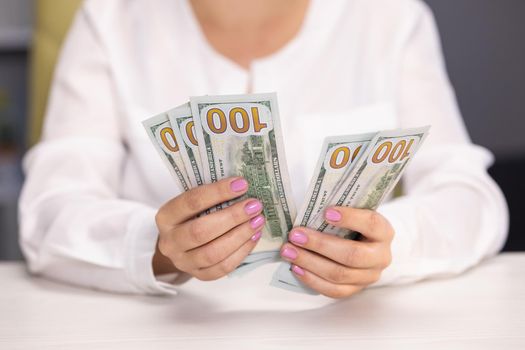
[19, 0, 508, 295]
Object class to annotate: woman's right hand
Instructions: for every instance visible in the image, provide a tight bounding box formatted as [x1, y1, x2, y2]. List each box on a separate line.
[153, 177, 265, 281]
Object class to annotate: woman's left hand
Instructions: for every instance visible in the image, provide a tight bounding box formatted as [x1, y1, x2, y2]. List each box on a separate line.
[280, 206, 394, 299]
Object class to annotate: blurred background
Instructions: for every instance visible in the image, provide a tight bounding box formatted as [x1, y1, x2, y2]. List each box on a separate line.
[0, 0, 523, 260]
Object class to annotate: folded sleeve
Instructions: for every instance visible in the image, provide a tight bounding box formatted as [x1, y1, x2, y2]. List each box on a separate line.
[374, 2, 509, 286]
[18, 5, 177, 295]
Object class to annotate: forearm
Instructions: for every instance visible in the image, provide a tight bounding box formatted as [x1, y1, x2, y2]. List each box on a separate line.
[19, 142, 180, 295]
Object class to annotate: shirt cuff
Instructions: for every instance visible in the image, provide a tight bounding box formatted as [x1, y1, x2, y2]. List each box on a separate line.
[125, 206, 179, 295]
[372, 196, 419, 287]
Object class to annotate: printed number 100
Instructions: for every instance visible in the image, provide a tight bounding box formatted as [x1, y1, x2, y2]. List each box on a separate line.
[206, 107, 268, 134]
[372, 139, 415, 164]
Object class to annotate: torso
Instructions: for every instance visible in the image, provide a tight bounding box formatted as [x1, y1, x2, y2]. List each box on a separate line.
[82, 0, 425, 207]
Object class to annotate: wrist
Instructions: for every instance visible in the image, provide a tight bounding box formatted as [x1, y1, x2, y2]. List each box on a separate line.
[152, 239, 179, 276]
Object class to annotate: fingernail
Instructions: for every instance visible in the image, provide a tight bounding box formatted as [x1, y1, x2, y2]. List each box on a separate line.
[281, 247, 298, 260]
[251, 231, 262, 241]
[244, 200, 263, 215]
[291, 265, 305, 276]
[289, 230, 308, 245]
[230, 178, 248, 192]
[250, 215, 265, 229]
[325, 208, 342, 222]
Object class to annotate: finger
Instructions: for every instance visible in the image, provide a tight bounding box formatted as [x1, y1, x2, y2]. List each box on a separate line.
[289, 264, 363, 299]
[184, 214, 266, 269]
[192, 231, 263, 281]
[174, 198, 264, 251]
[324, 207, 393, 242]
[280, 244, 382, 285]
[156, 177, 249, 227]
[288, 227, 383, 268]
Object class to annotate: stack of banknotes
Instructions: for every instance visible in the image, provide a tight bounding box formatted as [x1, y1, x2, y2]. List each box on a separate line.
[143, 93, 429, 294]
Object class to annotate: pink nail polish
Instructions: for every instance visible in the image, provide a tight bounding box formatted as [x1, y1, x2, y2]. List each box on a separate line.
[289, 230, 307, 245]
[251, 231, 262, 241]
[325, 208, 342, 222]
[250, 215, 265, 229]
[230, 178, 248, 192]
[281, 247, 298, 260]
[292, 265, 305, 276]
[244, 200, 263, 215]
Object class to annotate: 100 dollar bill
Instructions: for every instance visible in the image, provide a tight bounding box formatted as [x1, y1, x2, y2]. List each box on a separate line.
[295, 133, 375, 228]
[190, 93, 296, 254]
[168, 104, 205, 188]
[142, 113, 191, 192]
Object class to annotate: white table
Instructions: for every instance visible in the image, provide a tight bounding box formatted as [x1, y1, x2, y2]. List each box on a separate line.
[1, 253, 524, 349]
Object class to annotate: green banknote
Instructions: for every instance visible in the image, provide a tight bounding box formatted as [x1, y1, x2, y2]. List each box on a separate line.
[190, 93, 296, 255]
[295, 133, 376, 228]
[168, 104, 205, 188]
[142, 113, 191, 192]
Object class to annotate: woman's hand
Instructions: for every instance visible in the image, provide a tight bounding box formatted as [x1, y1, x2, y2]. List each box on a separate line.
[153, 177, 265, 280]
[280, 207, 394, 299]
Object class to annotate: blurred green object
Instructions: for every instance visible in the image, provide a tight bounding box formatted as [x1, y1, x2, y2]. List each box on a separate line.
[28, 0, 83, 146]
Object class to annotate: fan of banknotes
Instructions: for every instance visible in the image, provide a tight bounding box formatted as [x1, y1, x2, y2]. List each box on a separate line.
[143, 93, 429, 294]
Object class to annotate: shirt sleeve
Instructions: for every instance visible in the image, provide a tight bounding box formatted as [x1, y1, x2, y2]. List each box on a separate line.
[18, 5, 178, 295]
[374, 2, 509, 286]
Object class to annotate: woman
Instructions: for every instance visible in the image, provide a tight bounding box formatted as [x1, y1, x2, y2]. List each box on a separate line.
[19, 0, 508, 298]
